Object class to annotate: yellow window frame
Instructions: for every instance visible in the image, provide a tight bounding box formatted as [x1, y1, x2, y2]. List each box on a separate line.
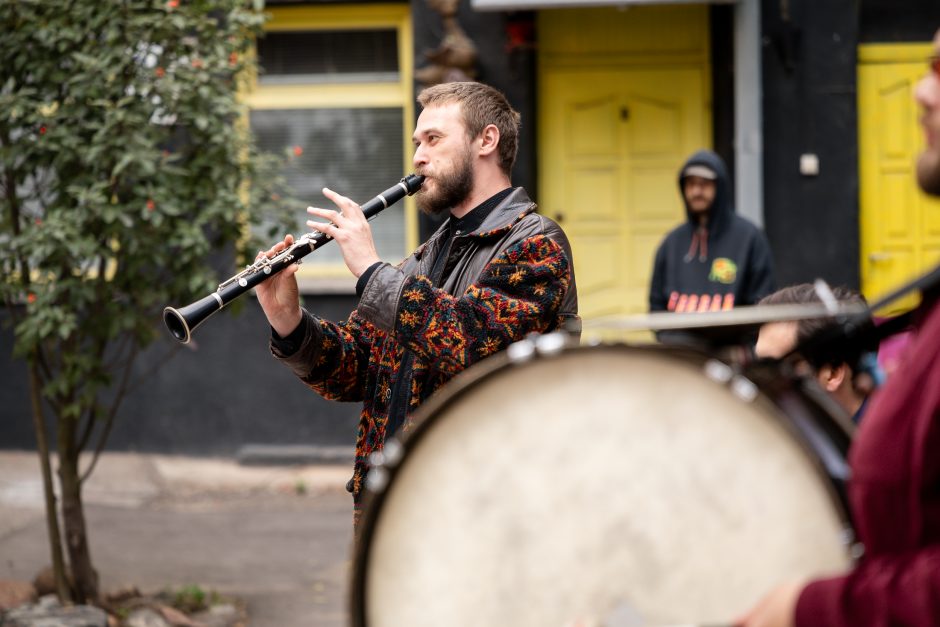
[246, 4, 416, 286]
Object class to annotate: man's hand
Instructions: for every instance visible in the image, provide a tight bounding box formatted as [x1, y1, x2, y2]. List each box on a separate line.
[254, 234, 303, 338]
[306, 187, 381, 278]
[736, 580, 803, 627]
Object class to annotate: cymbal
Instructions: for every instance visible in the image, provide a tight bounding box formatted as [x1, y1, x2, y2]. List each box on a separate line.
[584, 302, 871, 334]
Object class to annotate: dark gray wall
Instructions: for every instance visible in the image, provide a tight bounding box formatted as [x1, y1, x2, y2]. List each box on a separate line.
[761, 0, 860, 290]
[711, 4, 736, 185]
[860, 0, 940, 43]
[413, 3, 538, 241]
[0, 311, 34, 449]
[1, 297, 360, 455]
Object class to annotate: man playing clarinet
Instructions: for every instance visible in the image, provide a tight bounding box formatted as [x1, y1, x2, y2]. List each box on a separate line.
[254, 81, 579, 526]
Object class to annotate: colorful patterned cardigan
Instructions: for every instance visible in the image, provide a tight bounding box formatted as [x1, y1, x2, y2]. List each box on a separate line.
[271, 188, 578, 525]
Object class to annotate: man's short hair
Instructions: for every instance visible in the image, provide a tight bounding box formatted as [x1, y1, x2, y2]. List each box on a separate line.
[417, 81, 521, 176]
[759, 283, 876, 371]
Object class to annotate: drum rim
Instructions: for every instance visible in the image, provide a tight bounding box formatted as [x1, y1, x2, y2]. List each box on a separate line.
[349, 338, 856, 626]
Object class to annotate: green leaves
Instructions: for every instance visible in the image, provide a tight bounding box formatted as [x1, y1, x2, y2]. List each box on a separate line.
[0, 0, 295, 428]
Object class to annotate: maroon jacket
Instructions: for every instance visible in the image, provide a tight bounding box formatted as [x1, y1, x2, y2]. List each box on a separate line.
[796, 291, 940, 625]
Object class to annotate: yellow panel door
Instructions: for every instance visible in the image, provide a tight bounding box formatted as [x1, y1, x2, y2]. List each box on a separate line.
[859, 45, 940, 314]
[539, 68, 708, 319]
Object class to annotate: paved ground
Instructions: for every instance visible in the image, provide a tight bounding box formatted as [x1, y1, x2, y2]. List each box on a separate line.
[0, 451, 355, 626]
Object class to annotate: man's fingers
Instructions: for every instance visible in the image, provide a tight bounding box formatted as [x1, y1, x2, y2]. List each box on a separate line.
[322, 187, 363, 217]
[258, 234, 295, 259]
[306, 218, 337, 236]
[306, 207, 339, 235]
[280, 261, 300, 278]
[306, 206, 342, 222]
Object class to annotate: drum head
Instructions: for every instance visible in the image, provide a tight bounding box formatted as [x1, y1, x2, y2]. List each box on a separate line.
[354, 342, 852, 627]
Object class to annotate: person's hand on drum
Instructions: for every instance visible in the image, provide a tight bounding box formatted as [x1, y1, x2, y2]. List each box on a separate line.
[736, 580, 803, 627]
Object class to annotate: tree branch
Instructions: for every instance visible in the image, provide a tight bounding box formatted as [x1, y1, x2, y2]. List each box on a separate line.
[80, 342, 138, 485]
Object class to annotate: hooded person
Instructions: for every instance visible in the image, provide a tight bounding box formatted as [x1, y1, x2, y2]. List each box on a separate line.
[648, 149, 776, 313]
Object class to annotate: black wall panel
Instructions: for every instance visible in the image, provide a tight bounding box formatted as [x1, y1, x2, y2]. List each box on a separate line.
[1, 298, 360, 455]
[761, 0, 860, 289]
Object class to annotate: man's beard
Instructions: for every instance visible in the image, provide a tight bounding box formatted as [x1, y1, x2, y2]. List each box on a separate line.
[917, 148, 940, 197]
[686, 198, 712, 224]
[417, 148, 474, 216]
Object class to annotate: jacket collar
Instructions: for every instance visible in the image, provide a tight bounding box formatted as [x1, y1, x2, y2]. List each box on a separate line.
[414, 187, 537, 259]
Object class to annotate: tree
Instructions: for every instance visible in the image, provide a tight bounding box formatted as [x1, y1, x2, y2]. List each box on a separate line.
[0, 0, 294, 603]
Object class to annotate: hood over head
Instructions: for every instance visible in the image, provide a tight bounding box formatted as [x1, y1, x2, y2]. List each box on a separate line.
[677, 149, 734, 235]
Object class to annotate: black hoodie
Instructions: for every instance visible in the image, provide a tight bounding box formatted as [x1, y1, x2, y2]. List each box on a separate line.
[649, 150, 775, 312]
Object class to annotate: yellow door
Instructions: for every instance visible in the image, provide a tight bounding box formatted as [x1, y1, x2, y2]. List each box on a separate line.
[537, 5, 711, 323]
[859, 44, 940, 314]
[540, 69, 707, 319]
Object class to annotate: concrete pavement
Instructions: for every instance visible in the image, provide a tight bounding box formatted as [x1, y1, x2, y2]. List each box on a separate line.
[0, 451, 355, 626]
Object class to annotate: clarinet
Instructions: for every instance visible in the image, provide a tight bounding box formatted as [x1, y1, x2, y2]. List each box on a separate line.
[163, 173, 425, 344]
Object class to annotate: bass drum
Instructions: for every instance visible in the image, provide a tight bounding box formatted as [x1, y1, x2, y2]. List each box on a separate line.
[351, 335, 856, 627]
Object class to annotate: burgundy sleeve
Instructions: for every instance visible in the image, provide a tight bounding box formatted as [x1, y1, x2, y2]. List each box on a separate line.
[795, 296, 940, 626]
[796, 548, 940, 626]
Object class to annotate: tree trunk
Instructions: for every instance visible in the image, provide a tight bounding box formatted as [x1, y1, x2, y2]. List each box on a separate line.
[57, 427, 99, 604]
[28, 361, 71, 603]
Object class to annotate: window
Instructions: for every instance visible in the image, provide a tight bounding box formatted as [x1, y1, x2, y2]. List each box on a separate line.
[256, 29, 399, 84]
[247, 5, 415, 289]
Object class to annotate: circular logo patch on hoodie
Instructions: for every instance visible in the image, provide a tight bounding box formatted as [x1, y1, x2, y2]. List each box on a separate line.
[709, 257, 737, 284]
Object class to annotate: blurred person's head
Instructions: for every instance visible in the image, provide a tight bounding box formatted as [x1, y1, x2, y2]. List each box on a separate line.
[678, 152, 728, 225]
[756, 284, 876, 420]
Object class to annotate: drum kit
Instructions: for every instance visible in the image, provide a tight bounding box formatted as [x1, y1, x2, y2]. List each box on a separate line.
[348, 289, 901, 626]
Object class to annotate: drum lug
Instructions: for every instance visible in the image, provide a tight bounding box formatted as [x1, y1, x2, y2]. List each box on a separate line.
[704, 359, 733, 383]
[705, 358, 758, 402]
[368, 439, 403, 470]
[535, 331, 567, 356]
[841, 527, 865, 562]
[365, 440, 404, 494]
[730, 375, 758, 402]
[507, 331, 569, 364]
[382, 439, 404, 466]
[506, 337, 537, 363]
[365, 466, 389, 493]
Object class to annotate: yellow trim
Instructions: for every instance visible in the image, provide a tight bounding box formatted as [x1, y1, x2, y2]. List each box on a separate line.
[246, 84, 409, 110]
[250, 4, 417, 279]
[539, 52, 710, 68]
[397, 11, 417, 254]
[858, 43, 934, 64]
[265, 5, 411, 31]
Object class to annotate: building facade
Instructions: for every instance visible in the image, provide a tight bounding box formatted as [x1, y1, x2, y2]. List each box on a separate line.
[3, 0, 940, 453]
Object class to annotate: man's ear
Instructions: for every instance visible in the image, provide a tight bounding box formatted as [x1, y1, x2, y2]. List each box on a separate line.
[478, 123, 500, 157]
[816, 363, 847, 392]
